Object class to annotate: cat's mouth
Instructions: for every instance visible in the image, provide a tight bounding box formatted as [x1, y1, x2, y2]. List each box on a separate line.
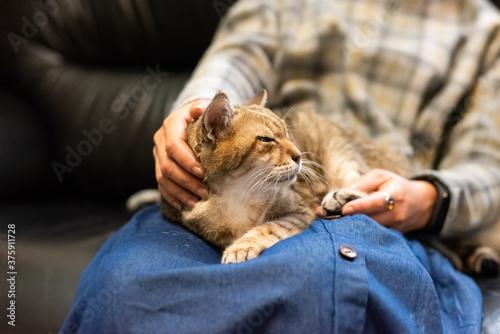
[274, 164, 301, 184]
[276, 173, 297, 183]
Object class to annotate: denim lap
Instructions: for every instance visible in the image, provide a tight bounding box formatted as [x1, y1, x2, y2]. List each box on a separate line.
[61, 205, 482, 334]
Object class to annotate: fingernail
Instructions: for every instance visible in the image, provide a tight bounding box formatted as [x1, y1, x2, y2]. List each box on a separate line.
[192, 166, 204, 178]
[191, 104, 203, 111]
[186, 199, 197, 209]
[198, 187, 209, 199]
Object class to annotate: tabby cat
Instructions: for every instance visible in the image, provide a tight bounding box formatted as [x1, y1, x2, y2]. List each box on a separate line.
[161, 90, 499, 276]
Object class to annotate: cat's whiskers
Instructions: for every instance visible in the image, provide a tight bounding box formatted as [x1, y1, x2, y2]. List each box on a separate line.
[243, 168, 272, 195]
[300, 159, 328, 182]
[256, 169, 277, 194]
[285, 125, 296, 133]
[272, 173, 283, 201]
[268, 164, 300, 200]
[241, 167, 274, 204]
[300, 165, 325, 183]
[298, 165, 315, 184]
[282, 106, 297, 122]
[299, 153, 338, 181]
[299, 166, 325, 198]
[249, 163, 296, 203]
[300, 151, 323, 164]
[270, 171, 281, 199]
[297, 159, 329, 198]
[245, 167, 271, 187]
[244, 172, 276, 206]
[272, 167, 290, 198]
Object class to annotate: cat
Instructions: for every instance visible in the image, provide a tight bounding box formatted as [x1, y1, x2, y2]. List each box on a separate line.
[161, 89, 408, 263]
[161, 90, 499, 276]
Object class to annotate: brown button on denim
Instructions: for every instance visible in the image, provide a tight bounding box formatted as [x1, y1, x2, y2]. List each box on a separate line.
[339, 245, 357, 260]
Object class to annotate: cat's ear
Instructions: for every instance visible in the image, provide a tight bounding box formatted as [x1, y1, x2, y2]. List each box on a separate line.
[202, 92, 235, 141]
[244, 89, 267, 107]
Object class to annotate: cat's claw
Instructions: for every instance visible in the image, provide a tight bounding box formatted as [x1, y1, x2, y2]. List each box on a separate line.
[321, 188, 367, 218]
[222, 245, 262, 264]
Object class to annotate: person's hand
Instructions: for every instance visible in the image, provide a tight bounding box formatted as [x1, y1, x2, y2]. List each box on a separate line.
[318, 169, 438, 234]
[153, 99, 211, 210]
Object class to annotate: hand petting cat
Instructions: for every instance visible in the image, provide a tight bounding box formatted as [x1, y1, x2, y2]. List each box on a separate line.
[153, 100, 211, 211]
[317, 169, 438, 234]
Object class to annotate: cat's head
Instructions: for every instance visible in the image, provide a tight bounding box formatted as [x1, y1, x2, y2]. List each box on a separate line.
[187, 90, 302, 193]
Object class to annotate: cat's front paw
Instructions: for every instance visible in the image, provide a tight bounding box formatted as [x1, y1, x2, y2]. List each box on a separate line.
[221, 241, 265, 264]
[321, 188, 367, 217]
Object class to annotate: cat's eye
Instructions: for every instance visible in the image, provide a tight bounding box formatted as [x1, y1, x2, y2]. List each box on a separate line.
[257, 136, 275, 143]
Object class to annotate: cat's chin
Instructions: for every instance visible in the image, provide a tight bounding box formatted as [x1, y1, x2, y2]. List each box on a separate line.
[276, 174, 298, 184]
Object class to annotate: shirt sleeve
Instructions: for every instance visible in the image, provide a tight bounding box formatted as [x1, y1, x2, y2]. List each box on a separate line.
[413, 55, 500, 238]
[171, 0, 278, 110]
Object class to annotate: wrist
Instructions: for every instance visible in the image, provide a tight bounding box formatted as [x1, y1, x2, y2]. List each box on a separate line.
[416, 180, 438, 229]
[412, 175, 451, 234]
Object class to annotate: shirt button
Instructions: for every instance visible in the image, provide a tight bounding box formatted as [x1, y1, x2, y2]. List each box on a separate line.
[339, 245, 357, 260]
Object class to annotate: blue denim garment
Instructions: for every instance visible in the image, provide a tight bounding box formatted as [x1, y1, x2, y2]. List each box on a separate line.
[61, 205, 482, 334]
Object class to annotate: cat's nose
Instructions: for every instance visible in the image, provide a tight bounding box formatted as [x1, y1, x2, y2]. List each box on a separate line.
[292, 153, 301, 164]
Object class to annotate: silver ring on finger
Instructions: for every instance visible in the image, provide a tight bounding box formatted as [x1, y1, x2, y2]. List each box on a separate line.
[381, 192, 395, 211]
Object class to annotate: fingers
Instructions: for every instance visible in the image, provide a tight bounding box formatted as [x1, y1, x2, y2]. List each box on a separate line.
[323, 170, 432, 234]
[189, 100, 211, 120]
[158, 176, 199, 210]
[350, 169, 396, 192]
[315, 206, 324, 217]
[154, 146, 208, 208]
[341, 192, 404, 231]
[342, 192, 389, 216]
[343, 169, 401, 221]
[159, 182, 182, 211]
[160, 109, 204, 178]
[154, 143, 208, 199]
[153, 100, 211, 208]
[165, 136, 204, 179]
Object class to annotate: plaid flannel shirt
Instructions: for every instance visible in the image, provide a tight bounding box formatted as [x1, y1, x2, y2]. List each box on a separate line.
[173, 0, 500, 238]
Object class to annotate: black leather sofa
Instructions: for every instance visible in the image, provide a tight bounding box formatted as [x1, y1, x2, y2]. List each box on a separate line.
[0, 1, 498, 333]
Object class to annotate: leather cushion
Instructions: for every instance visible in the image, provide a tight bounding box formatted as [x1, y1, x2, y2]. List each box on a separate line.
[1, 0, 223, 68]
